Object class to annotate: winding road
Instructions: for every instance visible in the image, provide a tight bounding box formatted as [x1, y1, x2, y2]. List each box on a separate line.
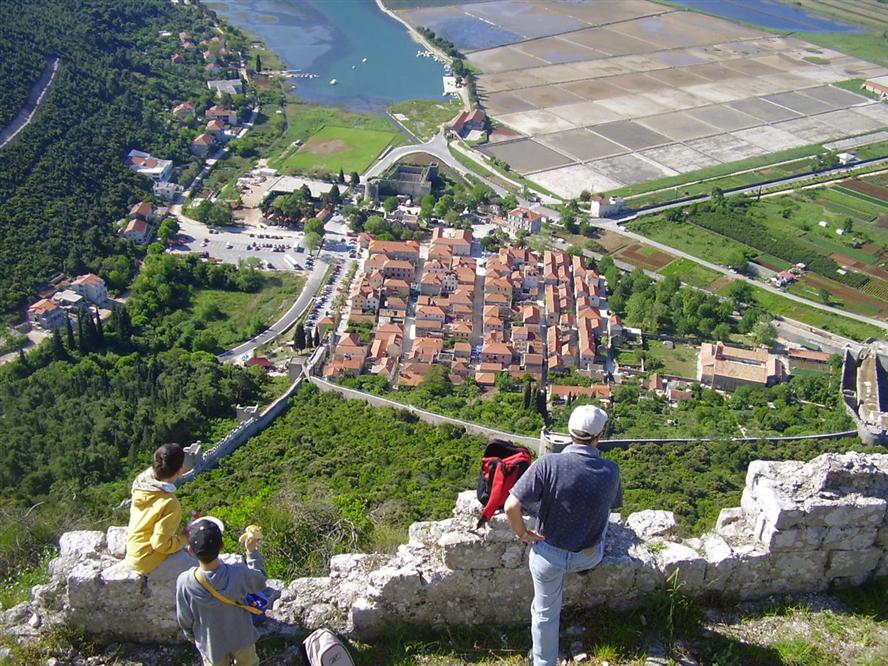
[217, 257, 329, 362]
[0, 56, 60, 149]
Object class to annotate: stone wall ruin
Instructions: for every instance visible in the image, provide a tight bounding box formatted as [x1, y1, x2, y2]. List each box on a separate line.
[4, 452, 887, 643]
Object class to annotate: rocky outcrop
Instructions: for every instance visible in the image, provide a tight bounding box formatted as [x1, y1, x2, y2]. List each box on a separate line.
[4, 452, 888, 643]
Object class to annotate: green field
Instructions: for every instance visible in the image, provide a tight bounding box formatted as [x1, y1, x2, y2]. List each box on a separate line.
[190, 273, 305, 347]
[797, 31, 888, 68]
[629, 217, 756, 266]
[718, 282, 884, 341]
[645, 339, 699, 378]
[388, 98, 461, 141]
[833, 78, 884, 101]
[658, 257, 721, 288]
[275, 124, 400, 175]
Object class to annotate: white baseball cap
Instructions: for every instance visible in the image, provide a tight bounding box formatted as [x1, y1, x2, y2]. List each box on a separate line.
[568, 404, 608, 441]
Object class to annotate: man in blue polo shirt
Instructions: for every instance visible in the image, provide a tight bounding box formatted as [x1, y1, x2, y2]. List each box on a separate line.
[505, 404, 622, 666]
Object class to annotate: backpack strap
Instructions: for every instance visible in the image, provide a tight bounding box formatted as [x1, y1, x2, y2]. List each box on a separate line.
[193, 569, 263, 616]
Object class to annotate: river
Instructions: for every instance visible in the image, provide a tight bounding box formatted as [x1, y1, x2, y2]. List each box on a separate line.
[206, 0, 446, 112]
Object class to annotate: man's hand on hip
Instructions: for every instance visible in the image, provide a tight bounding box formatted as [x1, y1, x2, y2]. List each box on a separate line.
[518, 530, 544, 545]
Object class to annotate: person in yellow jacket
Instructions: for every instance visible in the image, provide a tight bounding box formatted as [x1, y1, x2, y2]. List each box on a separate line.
[125, 443, 195, 579]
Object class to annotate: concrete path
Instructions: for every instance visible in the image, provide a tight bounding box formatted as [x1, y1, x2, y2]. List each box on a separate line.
[0, 56, 60, 148]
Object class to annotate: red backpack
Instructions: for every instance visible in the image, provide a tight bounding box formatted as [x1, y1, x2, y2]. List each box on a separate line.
[476, 439, 532, 527]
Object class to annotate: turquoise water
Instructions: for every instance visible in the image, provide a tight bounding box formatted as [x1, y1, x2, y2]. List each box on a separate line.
[207, 0, 445, 111]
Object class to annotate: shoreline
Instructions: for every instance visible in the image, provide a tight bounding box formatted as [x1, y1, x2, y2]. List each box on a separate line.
[374, 0, 470, 112]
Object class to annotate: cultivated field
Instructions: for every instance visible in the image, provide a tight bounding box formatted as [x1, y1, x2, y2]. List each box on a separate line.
[396, 0, 888, 197]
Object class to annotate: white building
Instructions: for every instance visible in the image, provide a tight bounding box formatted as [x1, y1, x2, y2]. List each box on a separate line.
[207, 79, 243, 96]
[589, 196, 625, 218]
[28, 298, 67, 330]
[153, 181, 183, 201]
[126, 149, 173, 182]
[71, 273, 108, 305]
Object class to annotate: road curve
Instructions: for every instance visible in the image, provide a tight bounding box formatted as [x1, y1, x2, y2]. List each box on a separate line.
[0, 56, 60, 149]
[218, 258, 329, 362]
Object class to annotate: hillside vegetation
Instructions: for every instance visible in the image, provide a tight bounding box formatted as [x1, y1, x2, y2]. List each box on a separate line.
[0, 0, 240, 314]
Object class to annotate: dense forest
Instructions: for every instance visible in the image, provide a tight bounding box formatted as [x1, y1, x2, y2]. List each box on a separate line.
[0, 0, 240, 314]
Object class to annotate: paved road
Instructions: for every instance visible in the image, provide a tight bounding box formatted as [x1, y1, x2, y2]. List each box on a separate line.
[0, 56, 60, 148]
[219, 257, 329, 362]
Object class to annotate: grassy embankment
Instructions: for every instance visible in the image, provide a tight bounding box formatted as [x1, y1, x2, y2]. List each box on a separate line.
[189, 273, 305, 347]
[387, 98, 461, 141]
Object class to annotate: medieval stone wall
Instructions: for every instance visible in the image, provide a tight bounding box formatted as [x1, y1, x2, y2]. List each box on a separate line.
[4, 452, 887, 643]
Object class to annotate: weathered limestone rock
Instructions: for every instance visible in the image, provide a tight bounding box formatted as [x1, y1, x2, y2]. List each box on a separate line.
[105, 527, 127, 559]
[59, 531, 106, 558]
[700, 534, 735, 592]
[438, 531, 505, 570]
[821, 527, 878, 551]
[769, 552, 829, 594]
[803, 495, 887, 528]
[825, 548, 881, 580]
[627, 511, 677, 540]
[653, 542, 706, 594]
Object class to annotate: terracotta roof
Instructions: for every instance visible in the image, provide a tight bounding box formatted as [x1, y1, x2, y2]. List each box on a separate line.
[550, 384, 611, 399]
[73, 273, 103, 286]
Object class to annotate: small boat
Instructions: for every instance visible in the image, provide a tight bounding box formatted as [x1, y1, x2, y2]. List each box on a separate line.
[330, 78, 337, 85]
[361, 57, 367, 63]
[351, 65, 356, 69]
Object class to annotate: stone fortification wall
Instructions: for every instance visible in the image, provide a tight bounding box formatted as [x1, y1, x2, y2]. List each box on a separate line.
[4, 452, 888, 644]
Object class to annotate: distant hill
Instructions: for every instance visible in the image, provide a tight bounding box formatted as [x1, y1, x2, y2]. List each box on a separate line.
[0, 0, 224, 315]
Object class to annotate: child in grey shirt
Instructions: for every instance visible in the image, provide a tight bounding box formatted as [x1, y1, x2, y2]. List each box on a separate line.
[176, 518, 266, 666]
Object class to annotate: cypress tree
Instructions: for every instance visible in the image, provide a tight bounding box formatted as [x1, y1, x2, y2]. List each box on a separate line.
[65, 317, 75, 350]
[294, 323, 306, 350]
[313, 327, 321, 348]
[83, 315, 98, 353]
[77, 315, 86, 354]
[18, 347, 29, 369]
[338, 168, 345, 184]
[95, 309, 105, 347]
[522, 382, 532, 410]
[536, 389, 548, 423]
[52, 329, 67, 361]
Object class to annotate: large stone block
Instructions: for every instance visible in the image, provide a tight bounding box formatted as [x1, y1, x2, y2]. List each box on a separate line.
[105, 527, 127, 559]
[751, 480, 804, 530]
[755, 516, 824, 552]
[501, 542, 526, 569]
[626, 511, 677, 540]
[59, 531, 106, 558]
[99, 561, 143, 598]
[700, 534, 735, 592]
[408, 519, 456, 546]
[769, 551, 828, 593]
[65, 560, 104, 608]
[729, 545, 774, 600]
[654, 542, 706, 594]
[803, 495, 886, 528]
[438, 532, 505, 570]
[825, 548, 881, 580]
[370, 566, 422, 603]
[821, 527, 878, 551]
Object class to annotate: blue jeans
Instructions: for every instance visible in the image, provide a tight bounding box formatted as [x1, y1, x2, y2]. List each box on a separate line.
[528, 537, 605, 666]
